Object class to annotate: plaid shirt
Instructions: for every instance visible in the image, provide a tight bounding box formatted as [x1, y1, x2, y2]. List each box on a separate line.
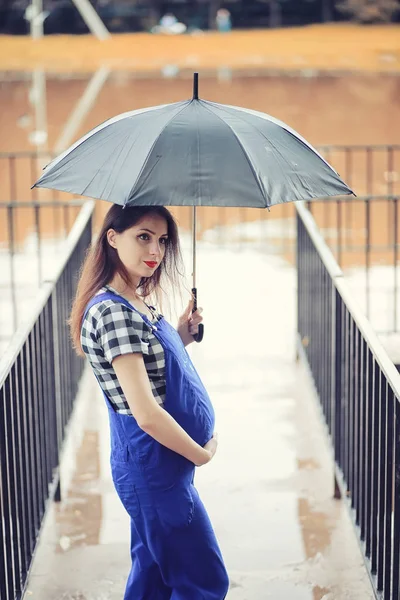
[81, 285, 166, 415]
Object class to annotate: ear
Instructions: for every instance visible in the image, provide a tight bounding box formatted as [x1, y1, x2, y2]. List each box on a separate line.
[107, 228, 118, 249]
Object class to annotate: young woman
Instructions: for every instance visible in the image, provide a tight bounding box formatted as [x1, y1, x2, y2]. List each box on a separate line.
[69, 204, 229, 600]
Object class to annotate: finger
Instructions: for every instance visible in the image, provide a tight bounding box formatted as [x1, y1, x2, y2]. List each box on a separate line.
[183, 298, 194, 319]
[190, 315, 203, 326]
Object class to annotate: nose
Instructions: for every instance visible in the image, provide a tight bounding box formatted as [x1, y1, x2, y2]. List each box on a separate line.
[149, 240, 163, 257]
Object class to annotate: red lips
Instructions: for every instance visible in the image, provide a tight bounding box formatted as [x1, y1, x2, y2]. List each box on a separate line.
[144, 261, 157, 268]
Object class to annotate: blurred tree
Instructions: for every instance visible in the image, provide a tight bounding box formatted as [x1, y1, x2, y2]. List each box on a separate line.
[336, 0, 400, 22]
[321, 0, 333, 20]
[144, 0, 163, 26]
[251, 0, 285, 27]
[208, 0, 221, 28]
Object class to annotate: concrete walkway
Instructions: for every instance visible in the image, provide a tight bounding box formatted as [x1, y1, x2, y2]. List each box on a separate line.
[24, 243, 375, 600]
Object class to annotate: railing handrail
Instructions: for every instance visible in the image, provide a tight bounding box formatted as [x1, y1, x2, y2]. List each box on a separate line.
[309, 194, 399, 202]
[0, 195, 398, 208]
[0, 151, 56, 158]
[316, 144, 400, 151]
[0, 144, 399, 159]
[0, 200, 95, 387]
[296, 201, 400, 395]
[0, 200, 86, 207]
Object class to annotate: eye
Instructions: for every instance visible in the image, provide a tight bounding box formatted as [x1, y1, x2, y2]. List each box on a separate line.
[138, 233, 150, 241]
[160, 237, 168, 245]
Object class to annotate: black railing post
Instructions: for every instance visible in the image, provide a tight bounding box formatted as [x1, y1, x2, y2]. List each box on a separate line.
[392, 398, 400, 600]
[393, 197, 398, 333]
[0, 465, 6, 599]
[296, 211, 301, 361]
[377, 377, 388, 592]
[365, 199, 371, 321]
[34, 204, 42, 287]
[333, 287, 342, 499]
[370, 343, 381, 577]
[336, 196, 342, 267]
[0, 382, 13, 600]
[9, 155, 16, 202]
[64, 204, 70, 238]
[345, 147, 353, 249]
[383, 387, 394, 598]
[7, 205, 17, 333]
[358, 339, 367, 541]
[387, 147, 394, 243]
[365, 351, 374, 558]
[51, 288, 63, 501]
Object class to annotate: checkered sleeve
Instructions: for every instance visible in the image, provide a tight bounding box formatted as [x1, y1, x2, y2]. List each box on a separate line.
[95, 304, 150, 365]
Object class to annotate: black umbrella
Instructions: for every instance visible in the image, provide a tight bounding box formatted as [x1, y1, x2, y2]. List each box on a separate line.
[33, 73, 354, 342]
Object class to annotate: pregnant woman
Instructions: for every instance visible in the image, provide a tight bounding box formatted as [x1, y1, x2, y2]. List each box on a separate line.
[69, 203, 229, 600]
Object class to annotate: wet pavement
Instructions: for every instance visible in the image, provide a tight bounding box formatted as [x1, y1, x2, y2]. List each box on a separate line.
[24, 242, 375, 600]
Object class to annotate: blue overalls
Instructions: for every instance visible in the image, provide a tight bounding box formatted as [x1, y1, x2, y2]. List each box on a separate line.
[83, 291, 229, 600]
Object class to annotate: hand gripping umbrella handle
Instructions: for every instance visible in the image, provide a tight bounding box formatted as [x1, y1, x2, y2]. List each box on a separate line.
[191, 287, 204, 343]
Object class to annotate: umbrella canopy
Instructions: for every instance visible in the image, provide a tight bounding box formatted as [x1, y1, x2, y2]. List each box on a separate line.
[33, 75, 353, 207]
[33, 74, 354, 344]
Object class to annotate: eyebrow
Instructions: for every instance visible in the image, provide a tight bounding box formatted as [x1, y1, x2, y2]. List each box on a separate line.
[139, 228, 168, 236]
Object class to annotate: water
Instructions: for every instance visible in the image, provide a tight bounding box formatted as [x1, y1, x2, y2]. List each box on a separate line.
[1, 72, 400, 153]
[0, 70, 399, 355]
[1, 70, 399, 249]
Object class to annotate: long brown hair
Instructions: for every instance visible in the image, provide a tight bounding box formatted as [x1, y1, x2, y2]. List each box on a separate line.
[69, 204, 184, 356]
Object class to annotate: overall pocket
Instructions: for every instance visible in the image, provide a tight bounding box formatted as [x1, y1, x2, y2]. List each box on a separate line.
[152, 483, 195, 538]
[111, 460, 141, 519]
[136, 439, 184, 491]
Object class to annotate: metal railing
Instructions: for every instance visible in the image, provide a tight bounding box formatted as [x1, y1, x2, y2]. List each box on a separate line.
[0, 200, 94, 600]
[0, 200, 85, 344]
[297, 201, 400, 600]
[0, 151, 56, 203]
[307, 144, 400, 336]
[315, 145, 400, 198]
[1, 145, 398, 198]
[305, 194, 400, 334]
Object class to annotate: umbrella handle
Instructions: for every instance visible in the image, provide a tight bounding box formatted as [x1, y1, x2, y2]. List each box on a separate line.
[191, 287, 204, 343]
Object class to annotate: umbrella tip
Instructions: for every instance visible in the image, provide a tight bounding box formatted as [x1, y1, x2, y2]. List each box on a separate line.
[193, 72, 199, 100]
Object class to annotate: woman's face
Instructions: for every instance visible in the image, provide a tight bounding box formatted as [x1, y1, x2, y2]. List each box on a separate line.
[107, 214, 168, 283]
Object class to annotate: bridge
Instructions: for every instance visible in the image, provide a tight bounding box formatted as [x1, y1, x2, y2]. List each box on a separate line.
[1, 145, 400, 600]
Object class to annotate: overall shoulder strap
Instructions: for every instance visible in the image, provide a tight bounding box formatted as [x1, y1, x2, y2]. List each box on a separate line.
[83, 291, 136, 321]
[83, 291, 154, 329]
[82, 291, 140, 411]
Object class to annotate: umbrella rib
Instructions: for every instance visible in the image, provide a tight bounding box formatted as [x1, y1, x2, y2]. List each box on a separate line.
[126, 101, 191, 205]
[255, 125, 353, 196]
[208, 101, 338, 173]
[41, 102, 183, 176]
[40, 125, 134, 199]
[206, 101, 353, 195]
[52, 122, 127, 197]
[202, 100, 307, 198]
[199, 101, 268, 205]
[270, 127, 353, 195]
[81, 130, 134, 198]
[62, 126, 123, 171]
